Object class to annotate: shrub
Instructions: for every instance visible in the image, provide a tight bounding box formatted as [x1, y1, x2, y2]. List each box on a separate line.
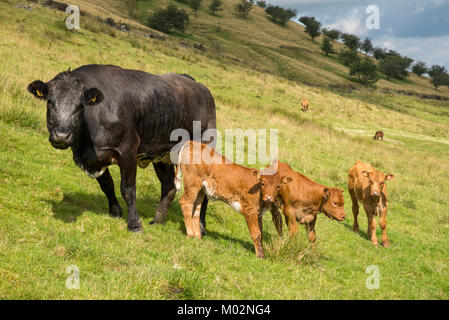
[427, 65, 449, 90]
[299, 16, 321, 41]
[209, 0, 222, 15]
[360, 38, 373, 55]
[412, 61, 428, 77]
[265, 5, 296, 26]
[339, 49, 359, 66]
[147, 4, 190, 34]
[321, 28, 340, 42]
[340, 33, 360, 51]
[190, 0, 202, 16]
[372, 47, 388, 60]
[379, 55, 413, 79]
[349, 58, 379, 86]
[235, 0, 255, 18]
[256, 0, 266, 8]
[321, 36, 335, 56]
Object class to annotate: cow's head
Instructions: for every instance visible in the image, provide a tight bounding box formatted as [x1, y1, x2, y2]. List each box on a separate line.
[321, 187, 346, 221]
[362, 170, 394, 197]
[28, 71, 104, 149]
[251, 170, 281, 203]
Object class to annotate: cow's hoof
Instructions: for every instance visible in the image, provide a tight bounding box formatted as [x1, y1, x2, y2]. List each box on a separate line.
[200, 223, 207, 237]
[128, 223, 143, 233]
[373, 242, 379, 247]
[109, 205, 123, 218]
[150, 212, 165, 225]
[382, 242, 390, 248]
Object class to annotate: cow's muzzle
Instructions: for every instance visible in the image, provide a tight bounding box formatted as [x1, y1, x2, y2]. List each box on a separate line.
[50, 131, 72, 149]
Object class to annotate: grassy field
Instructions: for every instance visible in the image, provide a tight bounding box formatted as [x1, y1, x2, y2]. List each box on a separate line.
[0, 0, 448, 299]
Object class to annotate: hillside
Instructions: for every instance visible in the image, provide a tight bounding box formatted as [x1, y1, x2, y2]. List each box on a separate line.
[0, 0, 448, 299]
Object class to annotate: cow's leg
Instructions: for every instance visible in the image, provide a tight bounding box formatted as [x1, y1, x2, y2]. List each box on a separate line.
[192, 191, 206, 239]
[97, 169, 123, 217]
[270, 205, 283, 237]
[199, 197, 208, 236]
[243, 211, 264, 258]
[305, 215, 317, 245]
[365, 207, 378, 247]
[349, 188, 359, 232]
[150, 162, 176, 225]
[379, 208, 389, 247]
[119, 156, 141, 232]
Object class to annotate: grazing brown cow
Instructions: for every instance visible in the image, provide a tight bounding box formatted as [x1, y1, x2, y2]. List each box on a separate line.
[348, 160, 395, 247]
[268, 161, 346, 244]
[301, 98, 309, 112]
[175, 141, 281, 258]
[374, 131, 384, 140]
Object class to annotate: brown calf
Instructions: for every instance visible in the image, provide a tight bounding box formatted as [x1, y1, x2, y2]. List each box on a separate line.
[348, 160, 395, 247]
[373, 131, 384, 140]
[301, 99, 309, 112]
[268, 161, 346, 243]
[175, 141, 280, 258]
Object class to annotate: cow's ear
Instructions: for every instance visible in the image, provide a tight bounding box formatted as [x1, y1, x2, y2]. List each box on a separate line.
[84, 88, 104, 105]
[27, 80, 48, 100]
[385, 173, 395, 181]
[281, 176, 293, 184]
[323, 188, 330, 201]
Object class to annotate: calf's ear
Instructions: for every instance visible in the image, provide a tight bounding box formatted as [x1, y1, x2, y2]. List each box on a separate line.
[385, 173, 395, 181]
[281, 176, 293, 184]
[251, 170, 261, 180]
[323, 187, 330, 201]
[27, 80, 48, 100]
[83, 88, 104, 105]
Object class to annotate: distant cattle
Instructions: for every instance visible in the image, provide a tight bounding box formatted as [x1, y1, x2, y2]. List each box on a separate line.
[374, 131, 384, 140]
[267, 161, 346, 244]
[348, 160, 395, 247]
[301, 98, 309, 112]
[28, 64, 216, 232]
[175, 141, 281, 258]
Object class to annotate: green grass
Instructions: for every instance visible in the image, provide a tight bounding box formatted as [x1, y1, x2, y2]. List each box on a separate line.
[0, 0, 448, 299]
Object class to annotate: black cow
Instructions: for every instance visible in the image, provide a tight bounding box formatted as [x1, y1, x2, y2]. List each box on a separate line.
[28, 64, 216, 232]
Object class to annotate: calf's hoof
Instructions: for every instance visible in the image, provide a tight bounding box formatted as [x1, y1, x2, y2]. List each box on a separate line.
[109, 205, 123, 218]
[382, 241, 390, 248]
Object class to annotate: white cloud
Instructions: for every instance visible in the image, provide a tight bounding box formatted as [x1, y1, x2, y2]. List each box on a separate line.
[324, 8, 368, 36]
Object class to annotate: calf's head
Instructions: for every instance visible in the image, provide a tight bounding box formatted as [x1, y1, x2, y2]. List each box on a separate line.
[28, 71, 104, 149]
[321, 187, 346, 221]
[251, 170, 281, 203]
[363, 170, 394, 197]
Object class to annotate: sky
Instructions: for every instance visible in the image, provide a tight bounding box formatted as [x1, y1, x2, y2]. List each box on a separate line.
[273, 0, 449, 69]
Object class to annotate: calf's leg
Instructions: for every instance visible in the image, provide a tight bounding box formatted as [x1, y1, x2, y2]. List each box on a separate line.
[305, 215, 317, 245]
[243, 211, 264, 258]
[349, 188, 359, 232]
[284, 207, 299, 236]
[270, 205, 283, 237]
[379, 208, 389, 247]
[192, 192, 206, 239]
[150, 162, 176, 225]
[96, 168, 123, 218]
[364, 205, 378, 247]
[179, 186, 203, 238]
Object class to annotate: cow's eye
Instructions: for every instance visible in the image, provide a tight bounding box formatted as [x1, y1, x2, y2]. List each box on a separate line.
[333, 202, 338, 206]
[261, 182, 265, 186]
[277, 185, 280, 189]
